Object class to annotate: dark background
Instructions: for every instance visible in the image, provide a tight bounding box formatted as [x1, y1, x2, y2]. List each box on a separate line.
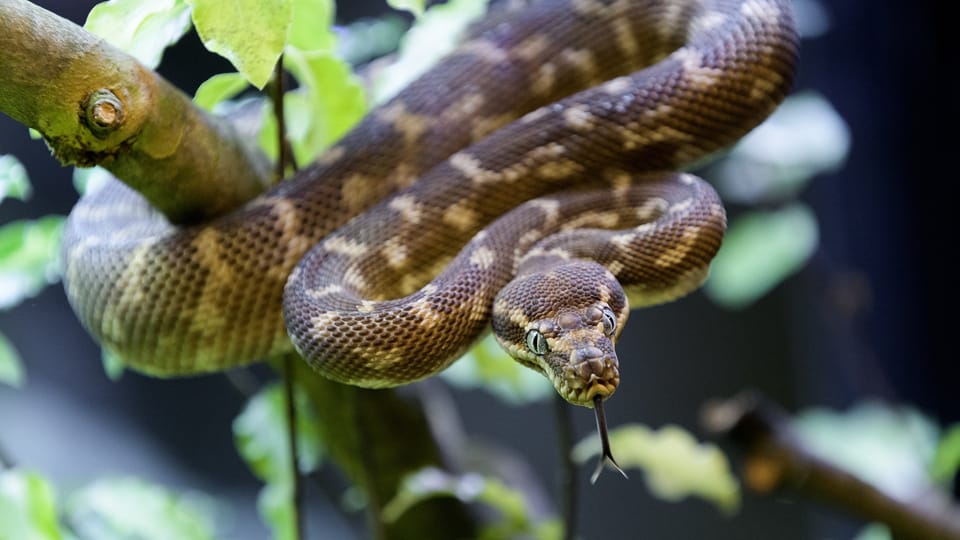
[1, 0, 956, 538]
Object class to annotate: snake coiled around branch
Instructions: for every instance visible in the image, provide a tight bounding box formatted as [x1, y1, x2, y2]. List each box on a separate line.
[63, 0, 798, 412]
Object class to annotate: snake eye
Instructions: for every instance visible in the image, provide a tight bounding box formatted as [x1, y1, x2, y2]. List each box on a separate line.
[601, 308, 617, 336]
[525, 329, 548, 355]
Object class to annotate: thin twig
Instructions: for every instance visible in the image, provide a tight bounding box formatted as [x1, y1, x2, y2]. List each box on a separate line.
[283, 354, 305, 540]
[553, 394, 577, 540]
[269, 56, 297, 182]
[703, 392, 960, 540]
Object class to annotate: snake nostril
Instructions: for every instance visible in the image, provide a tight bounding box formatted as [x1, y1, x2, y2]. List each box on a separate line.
[572, 346, 604, 364]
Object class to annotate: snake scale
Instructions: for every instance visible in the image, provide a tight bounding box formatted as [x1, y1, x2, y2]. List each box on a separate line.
[63, 0, 798, 425]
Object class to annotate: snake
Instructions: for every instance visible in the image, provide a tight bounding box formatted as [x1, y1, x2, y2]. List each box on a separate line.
[62, 0, 798, 473]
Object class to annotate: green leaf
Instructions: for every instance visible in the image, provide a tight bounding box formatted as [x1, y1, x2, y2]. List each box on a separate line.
[792, 401, 940, 501]
[260, 48, 367, 166]
[0, 332, 25, 388]
[371, 0, 489, 104]
[854, 523, 892, 540]
[72, 167, 114, 196]
[335, 15, 408, 66]
[188, 0, 293, 89]
[193, 72, 250, 111]
[703, 203, 818, 309]
[66, 477, 217, 540]
[101, 348, 125, 381]
[383, 468, 560, 540]
[932, 424, 960, 483]
[572, 424, 740, 513]
[84, 0, 192, 69]
[387, 0, 425, 17]
[713, 92, 851, 204]
[0, 155, 31, 203]
[0, 469, 63, 540]
[442, 333, 553, 405]
[287, 0, 335, 52]
[0, 216, 65, 310]
[233, 382, 323, 539]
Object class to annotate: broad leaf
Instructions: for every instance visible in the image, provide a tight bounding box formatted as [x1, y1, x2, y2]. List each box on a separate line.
[67, 477, 217, 540]
[371, 0, 489, 103]
[188, 0, 293, 89]
[0, 216, 65, 310]
[932, 424, 960, 484]
[288, 0, 335, 52]
[193, 72, 250, 111]
[442, 333, 553, 405]
[703, 203, 818, 309]
[388, 0, 425, 17]
[792, 402, 941, 501]
[0, 332, 25, 387]
[573, 424, 740, 513]
[233, 382, 323, 539]
[260, 49, 366, 166]
[84, 0, 192, 68]
[0, 469, 62, 540]
[383, 468, 561, 540]
[0, 155, 31, 203]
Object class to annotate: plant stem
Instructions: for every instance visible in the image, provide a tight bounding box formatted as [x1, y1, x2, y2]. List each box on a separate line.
[270, 56, 297, 181]
[283, 354, 305, 540]
[703, 392, 960, 540]
[554, 394, 577, 540]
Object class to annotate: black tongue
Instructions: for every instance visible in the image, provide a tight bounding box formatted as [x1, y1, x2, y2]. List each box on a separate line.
[590, 394, 628, 484]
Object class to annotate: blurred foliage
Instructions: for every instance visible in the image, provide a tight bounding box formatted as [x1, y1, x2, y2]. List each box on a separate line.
[442, 333, 553, 405]
[386, 0, 425, 18]
[83, 0, 191, 69]
[383, 467, 561, 540]
[0, 216, 64, 311]
[233, 383, 323, 540]
[0, 333, 25, 388]
[573, 424, 740, 513]
[0, 470, 62, 540]
[0, 155, 31, 204]
[66, 477, 219, 540]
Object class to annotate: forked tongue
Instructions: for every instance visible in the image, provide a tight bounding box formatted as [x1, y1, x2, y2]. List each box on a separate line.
[590, 394, 628, 484]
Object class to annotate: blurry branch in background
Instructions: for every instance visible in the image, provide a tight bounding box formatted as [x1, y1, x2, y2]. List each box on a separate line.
[703, 393, 960, 540]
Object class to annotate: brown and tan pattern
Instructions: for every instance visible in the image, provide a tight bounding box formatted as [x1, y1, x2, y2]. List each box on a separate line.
[63, 0, 798, 407]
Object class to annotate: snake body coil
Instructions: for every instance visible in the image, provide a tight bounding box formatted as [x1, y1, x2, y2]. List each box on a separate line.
[63, 0, 798, 406]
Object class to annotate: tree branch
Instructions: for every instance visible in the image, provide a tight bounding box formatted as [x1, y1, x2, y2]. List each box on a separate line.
[703, 392, 960, 540]
[0, 0, 269, 223]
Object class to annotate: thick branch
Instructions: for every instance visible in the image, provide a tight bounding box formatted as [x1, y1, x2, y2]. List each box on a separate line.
[703, 393, 960, 540]
[0, 0, 269, 223]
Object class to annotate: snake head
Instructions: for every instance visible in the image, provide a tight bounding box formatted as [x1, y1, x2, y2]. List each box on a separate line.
[492, 260, 628, 407]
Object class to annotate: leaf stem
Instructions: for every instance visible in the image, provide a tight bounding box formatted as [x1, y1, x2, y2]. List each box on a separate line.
[283, 354, 305, 540]
[270, 55, 297, 182]
[553, 394, 577, 540]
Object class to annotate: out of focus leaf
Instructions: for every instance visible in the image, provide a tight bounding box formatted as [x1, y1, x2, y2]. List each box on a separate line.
[67, 477, 217, 540]
[383, 468, 560, 540]
[335, 15, 408, 66]
[0, 155, 31, 203]
[932, 424, 960, 483]
[188, 0, 292, 89]
[0, 216, 64, 310]
[84, 0, 192, 68]
[101, 348, 125, 381]
[0, 469, 63, 540]
[371, 0, 489, 103]
[388, 0, 425, 17]
[442, 333, 553, 405]
[854, 523, 892, 540]
[792, 401, 940, 501]
[713, 92, 850, 204]
[704, 203, 818, 309]
[233, 383, 323, 539]
[193, 72, 250, 111]
[0, 332, 25, 387]
[260, 49, 366, 166]
[288, 0, 335, 52]
[572, 424, 740, 513]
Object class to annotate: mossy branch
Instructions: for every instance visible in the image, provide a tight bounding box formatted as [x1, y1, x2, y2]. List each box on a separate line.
[0, 0, 269, 223]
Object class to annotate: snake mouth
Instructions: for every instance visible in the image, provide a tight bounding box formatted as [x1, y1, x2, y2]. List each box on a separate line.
[552, 352, 620, 407]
